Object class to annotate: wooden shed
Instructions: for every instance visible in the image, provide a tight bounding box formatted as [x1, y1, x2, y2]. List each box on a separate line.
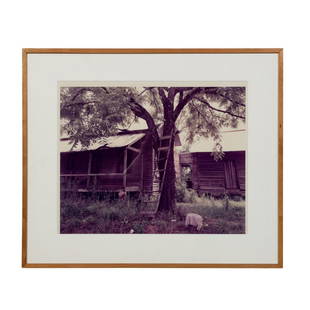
[60, 128, 182, 195]
[60, 129, 154, 194]
[179, 130, 246, 196]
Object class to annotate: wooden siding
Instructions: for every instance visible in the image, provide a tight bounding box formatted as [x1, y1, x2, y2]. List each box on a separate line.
[179, 153, 192, 165]
[61, 151, 89, 174]
[140, 135, 153, 192]
[233, 152, 246, 191]
[196, 153, 225, 192]
[60, 135, 153, 192]
[179, 151, 245, 195]
[91, 149, 124, 173]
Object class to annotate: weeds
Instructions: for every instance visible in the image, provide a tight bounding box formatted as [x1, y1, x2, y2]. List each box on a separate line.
[61, 193, 245, 234]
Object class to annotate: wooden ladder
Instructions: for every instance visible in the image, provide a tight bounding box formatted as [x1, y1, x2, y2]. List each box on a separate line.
[140, 128, 175, 216]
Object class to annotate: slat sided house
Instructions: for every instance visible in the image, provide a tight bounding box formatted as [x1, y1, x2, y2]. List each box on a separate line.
[60, 129, 152, 194]
[179, 130, 246, 196]
[60, 128, 181, 195]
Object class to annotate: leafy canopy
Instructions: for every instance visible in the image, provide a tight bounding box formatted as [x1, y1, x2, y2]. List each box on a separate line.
[60, 86, 246, 154]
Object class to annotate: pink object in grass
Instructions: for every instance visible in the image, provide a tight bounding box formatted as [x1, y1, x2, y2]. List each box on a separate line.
[185, 213, 203, 231]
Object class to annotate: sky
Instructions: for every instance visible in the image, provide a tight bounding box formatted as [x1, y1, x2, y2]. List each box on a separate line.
[126, 116, 246, 152]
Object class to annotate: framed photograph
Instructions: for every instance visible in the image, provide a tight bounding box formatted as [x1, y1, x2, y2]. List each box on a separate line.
[22, 49, 283, 267]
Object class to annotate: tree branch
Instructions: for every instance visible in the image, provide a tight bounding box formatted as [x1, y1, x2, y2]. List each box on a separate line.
[178, 91, 183, 105]
[193, 97, 245, 120]
[101, 87, 109, 94]
[138, 87, 154, 97]
[198, 87, 246, 107]
[217, 93, 246, 107]
[190, 102, 212, 126]
[158, 88, 168, 104]
[158, 88, 173, 119]
[70, 88, 91, 102]
[127, 97, 160, 149]
[167, 88, 177, 102]
[173, 87, 202, 120]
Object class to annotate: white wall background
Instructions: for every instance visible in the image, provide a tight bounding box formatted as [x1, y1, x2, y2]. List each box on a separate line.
[0, 0, 308, 309]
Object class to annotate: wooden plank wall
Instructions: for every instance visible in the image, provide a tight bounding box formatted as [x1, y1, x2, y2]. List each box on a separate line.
[141, 135, 153, 192]
[233, 152, 246, 191]
[195, 153, 225, 192]
[179, 151, 246, 195]
[60, 136, 153, 192]
[91, 149, 124, 173]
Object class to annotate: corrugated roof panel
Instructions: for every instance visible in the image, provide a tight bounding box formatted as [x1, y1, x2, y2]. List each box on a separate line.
[106, 133, 145, 148]
[60, 133, 145, 153]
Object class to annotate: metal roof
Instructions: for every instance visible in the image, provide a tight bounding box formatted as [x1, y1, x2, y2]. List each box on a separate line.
[59, 124, 183, 153]
[60, 133, 145, 153]
[188, 129, 246, 152]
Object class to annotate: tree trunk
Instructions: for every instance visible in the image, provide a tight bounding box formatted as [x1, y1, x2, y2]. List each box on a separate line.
[157, 120, 176, 213]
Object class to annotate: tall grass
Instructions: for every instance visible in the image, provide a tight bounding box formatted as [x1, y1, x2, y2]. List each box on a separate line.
[61, 187, 245, 234]
[61, 197, 140, 233]
[177, 203, 245, 221]
[176, 180, 245, 208]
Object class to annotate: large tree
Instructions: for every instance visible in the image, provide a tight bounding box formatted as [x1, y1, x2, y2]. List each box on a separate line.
[60, 86, 246, 212]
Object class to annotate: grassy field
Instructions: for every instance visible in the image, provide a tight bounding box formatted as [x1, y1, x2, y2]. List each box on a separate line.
[60, 196, 245, 234]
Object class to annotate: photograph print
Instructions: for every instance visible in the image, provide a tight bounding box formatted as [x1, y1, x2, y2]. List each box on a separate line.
[60, 85, 246, 234]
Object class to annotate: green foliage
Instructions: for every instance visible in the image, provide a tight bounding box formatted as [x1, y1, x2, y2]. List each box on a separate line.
[177, 201, 245, 234]
[60, 87, 136, 148]
[60, 87, 246, 155]
[175, 180, 201, 203]
[176, 87, 246, 159]
[60, 194, 245, 234]
[59, 86, 246, 214]
[177, 203, 245, 219]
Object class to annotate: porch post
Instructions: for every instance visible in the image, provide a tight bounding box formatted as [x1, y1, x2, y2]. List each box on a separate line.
[140, 153, 144, 193]
[123, 148, 127, 191]
[87, 151, 92, 188]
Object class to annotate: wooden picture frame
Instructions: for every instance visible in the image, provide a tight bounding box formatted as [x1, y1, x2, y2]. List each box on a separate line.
[22, 48, 283, 268]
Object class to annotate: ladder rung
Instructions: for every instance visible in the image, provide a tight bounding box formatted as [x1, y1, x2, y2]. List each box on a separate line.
[158, 146, 169, 151]
[127, 146, 140, 153]
[158, 157, 167, 161]
[143, 191, 160, 193]
[160, 135, 172, 140]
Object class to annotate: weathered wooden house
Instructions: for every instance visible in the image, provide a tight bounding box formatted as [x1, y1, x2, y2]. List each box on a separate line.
[60, 128, 181, 195]
[179, 130, 246, 196]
